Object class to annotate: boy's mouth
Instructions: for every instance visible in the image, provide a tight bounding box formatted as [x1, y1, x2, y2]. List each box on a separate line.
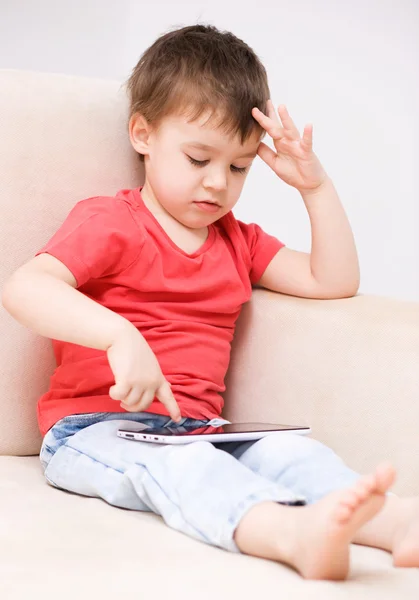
[193, 200, 221, 214]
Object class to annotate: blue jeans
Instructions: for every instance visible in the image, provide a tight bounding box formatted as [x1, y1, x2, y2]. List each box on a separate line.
[40, 412, 361, 553]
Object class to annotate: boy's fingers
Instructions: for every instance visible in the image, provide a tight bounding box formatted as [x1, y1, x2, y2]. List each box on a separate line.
[252, 107, 285, 140]
[132, 388, 156, 411]
[267, 99, 281, 124]
[276, 104, 300, 139]
[257, 142, 277, 169]
[157, 381, 181, 422]
[123, 385, 146, 407]
[109, 382, 131, 401]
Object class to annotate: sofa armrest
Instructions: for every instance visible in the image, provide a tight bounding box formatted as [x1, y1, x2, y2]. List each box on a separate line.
[224, 289, 419, 496]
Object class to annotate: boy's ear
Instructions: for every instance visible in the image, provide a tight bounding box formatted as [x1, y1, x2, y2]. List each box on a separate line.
[129, 113, 152, 156]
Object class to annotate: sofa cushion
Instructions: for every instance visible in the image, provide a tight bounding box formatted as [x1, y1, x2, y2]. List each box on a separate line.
[1, 456, 418, 599]
[0, 69, 143, 455]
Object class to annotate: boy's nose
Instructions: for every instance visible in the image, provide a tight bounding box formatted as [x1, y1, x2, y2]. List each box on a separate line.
[203, 171, 228, 192]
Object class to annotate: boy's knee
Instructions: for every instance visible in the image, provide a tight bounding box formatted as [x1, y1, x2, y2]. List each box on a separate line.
[256, 432, 329, 458]
[177, 440, 216, 457]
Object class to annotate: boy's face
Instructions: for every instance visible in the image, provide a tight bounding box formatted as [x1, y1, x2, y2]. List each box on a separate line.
[130, 110, 262, 229]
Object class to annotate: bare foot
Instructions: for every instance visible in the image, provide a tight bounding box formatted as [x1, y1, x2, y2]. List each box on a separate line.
[392, 497, 419, 567]
[284, 463, 396, 580]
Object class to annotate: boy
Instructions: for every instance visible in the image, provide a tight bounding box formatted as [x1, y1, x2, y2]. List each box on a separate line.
[2, 24, 419, 580]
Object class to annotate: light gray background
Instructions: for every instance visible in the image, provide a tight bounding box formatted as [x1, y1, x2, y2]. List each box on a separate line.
[1, 0, 418, 300]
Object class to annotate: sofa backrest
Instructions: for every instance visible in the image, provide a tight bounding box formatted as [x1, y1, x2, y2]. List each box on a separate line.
[0, 69, 143, 455]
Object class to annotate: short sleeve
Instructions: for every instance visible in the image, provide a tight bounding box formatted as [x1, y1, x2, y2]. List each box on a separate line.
[237, 220, 285, 284]
[35, 197, 144, 287]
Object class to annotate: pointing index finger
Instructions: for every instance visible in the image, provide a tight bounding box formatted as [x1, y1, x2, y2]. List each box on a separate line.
[157, 380, 181, 422]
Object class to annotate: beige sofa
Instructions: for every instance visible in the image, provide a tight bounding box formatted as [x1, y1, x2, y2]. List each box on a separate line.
[1, 69, 419, 599]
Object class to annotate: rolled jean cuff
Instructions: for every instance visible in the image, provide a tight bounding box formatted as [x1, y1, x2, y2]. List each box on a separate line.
[222, 488, 307, 553]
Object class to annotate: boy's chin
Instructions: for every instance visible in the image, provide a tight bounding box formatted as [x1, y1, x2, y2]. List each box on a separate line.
[175, 208, 223, 229]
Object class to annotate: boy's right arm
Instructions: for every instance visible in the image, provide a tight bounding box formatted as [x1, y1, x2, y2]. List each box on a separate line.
[1, 254, 181, 421]
[2, 253, 132, 350]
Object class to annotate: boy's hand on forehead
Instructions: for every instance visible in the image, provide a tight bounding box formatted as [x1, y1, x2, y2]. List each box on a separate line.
[252, 100, 328, 194]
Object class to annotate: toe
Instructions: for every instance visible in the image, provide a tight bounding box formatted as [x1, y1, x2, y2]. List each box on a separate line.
[354, 480, 373, 501]
[335, 503, 353, 524]
[340, 491, 359, 509]
[375, 462, 396, 492]
[359, 474, 376, 492]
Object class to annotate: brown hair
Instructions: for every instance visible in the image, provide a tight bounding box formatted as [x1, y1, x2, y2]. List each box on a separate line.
[125, 24, 270, 162]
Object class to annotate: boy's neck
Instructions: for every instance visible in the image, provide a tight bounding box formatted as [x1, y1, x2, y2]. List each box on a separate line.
[140, 182, 167, 217]
[140, 182, 210, 253]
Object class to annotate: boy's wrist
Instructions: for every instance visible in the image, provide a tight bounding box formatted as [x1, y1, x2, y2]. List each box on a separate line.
[299, 176, 334, 202]
[107, 319, 141, 350]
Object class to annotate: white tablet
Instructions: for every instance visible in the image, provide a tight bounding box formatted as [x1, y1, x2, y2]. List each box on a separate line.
[117, 422, 311, 444]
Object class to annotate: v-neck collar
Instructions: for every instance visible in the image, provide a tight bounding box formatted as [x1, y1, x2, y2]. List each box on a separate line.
[133, 187, 216, 258]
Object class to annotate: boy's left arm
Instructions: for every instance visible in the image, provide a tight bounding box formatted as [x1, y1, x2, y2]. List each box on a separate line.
[252, 101, 360, 300]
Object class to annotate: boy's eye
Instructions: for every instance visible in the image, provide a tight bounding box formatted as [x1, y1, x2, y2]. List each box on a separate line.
[187, 156, 209, 168]
[186, 155, 248, 175]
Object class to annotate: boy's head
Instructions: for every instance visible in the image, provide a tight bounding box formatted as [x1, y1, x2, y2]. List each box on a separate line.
[126, 24, 270, 229]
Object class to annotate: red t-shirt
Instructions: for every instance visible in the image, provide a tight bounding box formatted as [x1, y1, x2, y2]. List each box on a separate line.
[35, 187, 284, 436]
